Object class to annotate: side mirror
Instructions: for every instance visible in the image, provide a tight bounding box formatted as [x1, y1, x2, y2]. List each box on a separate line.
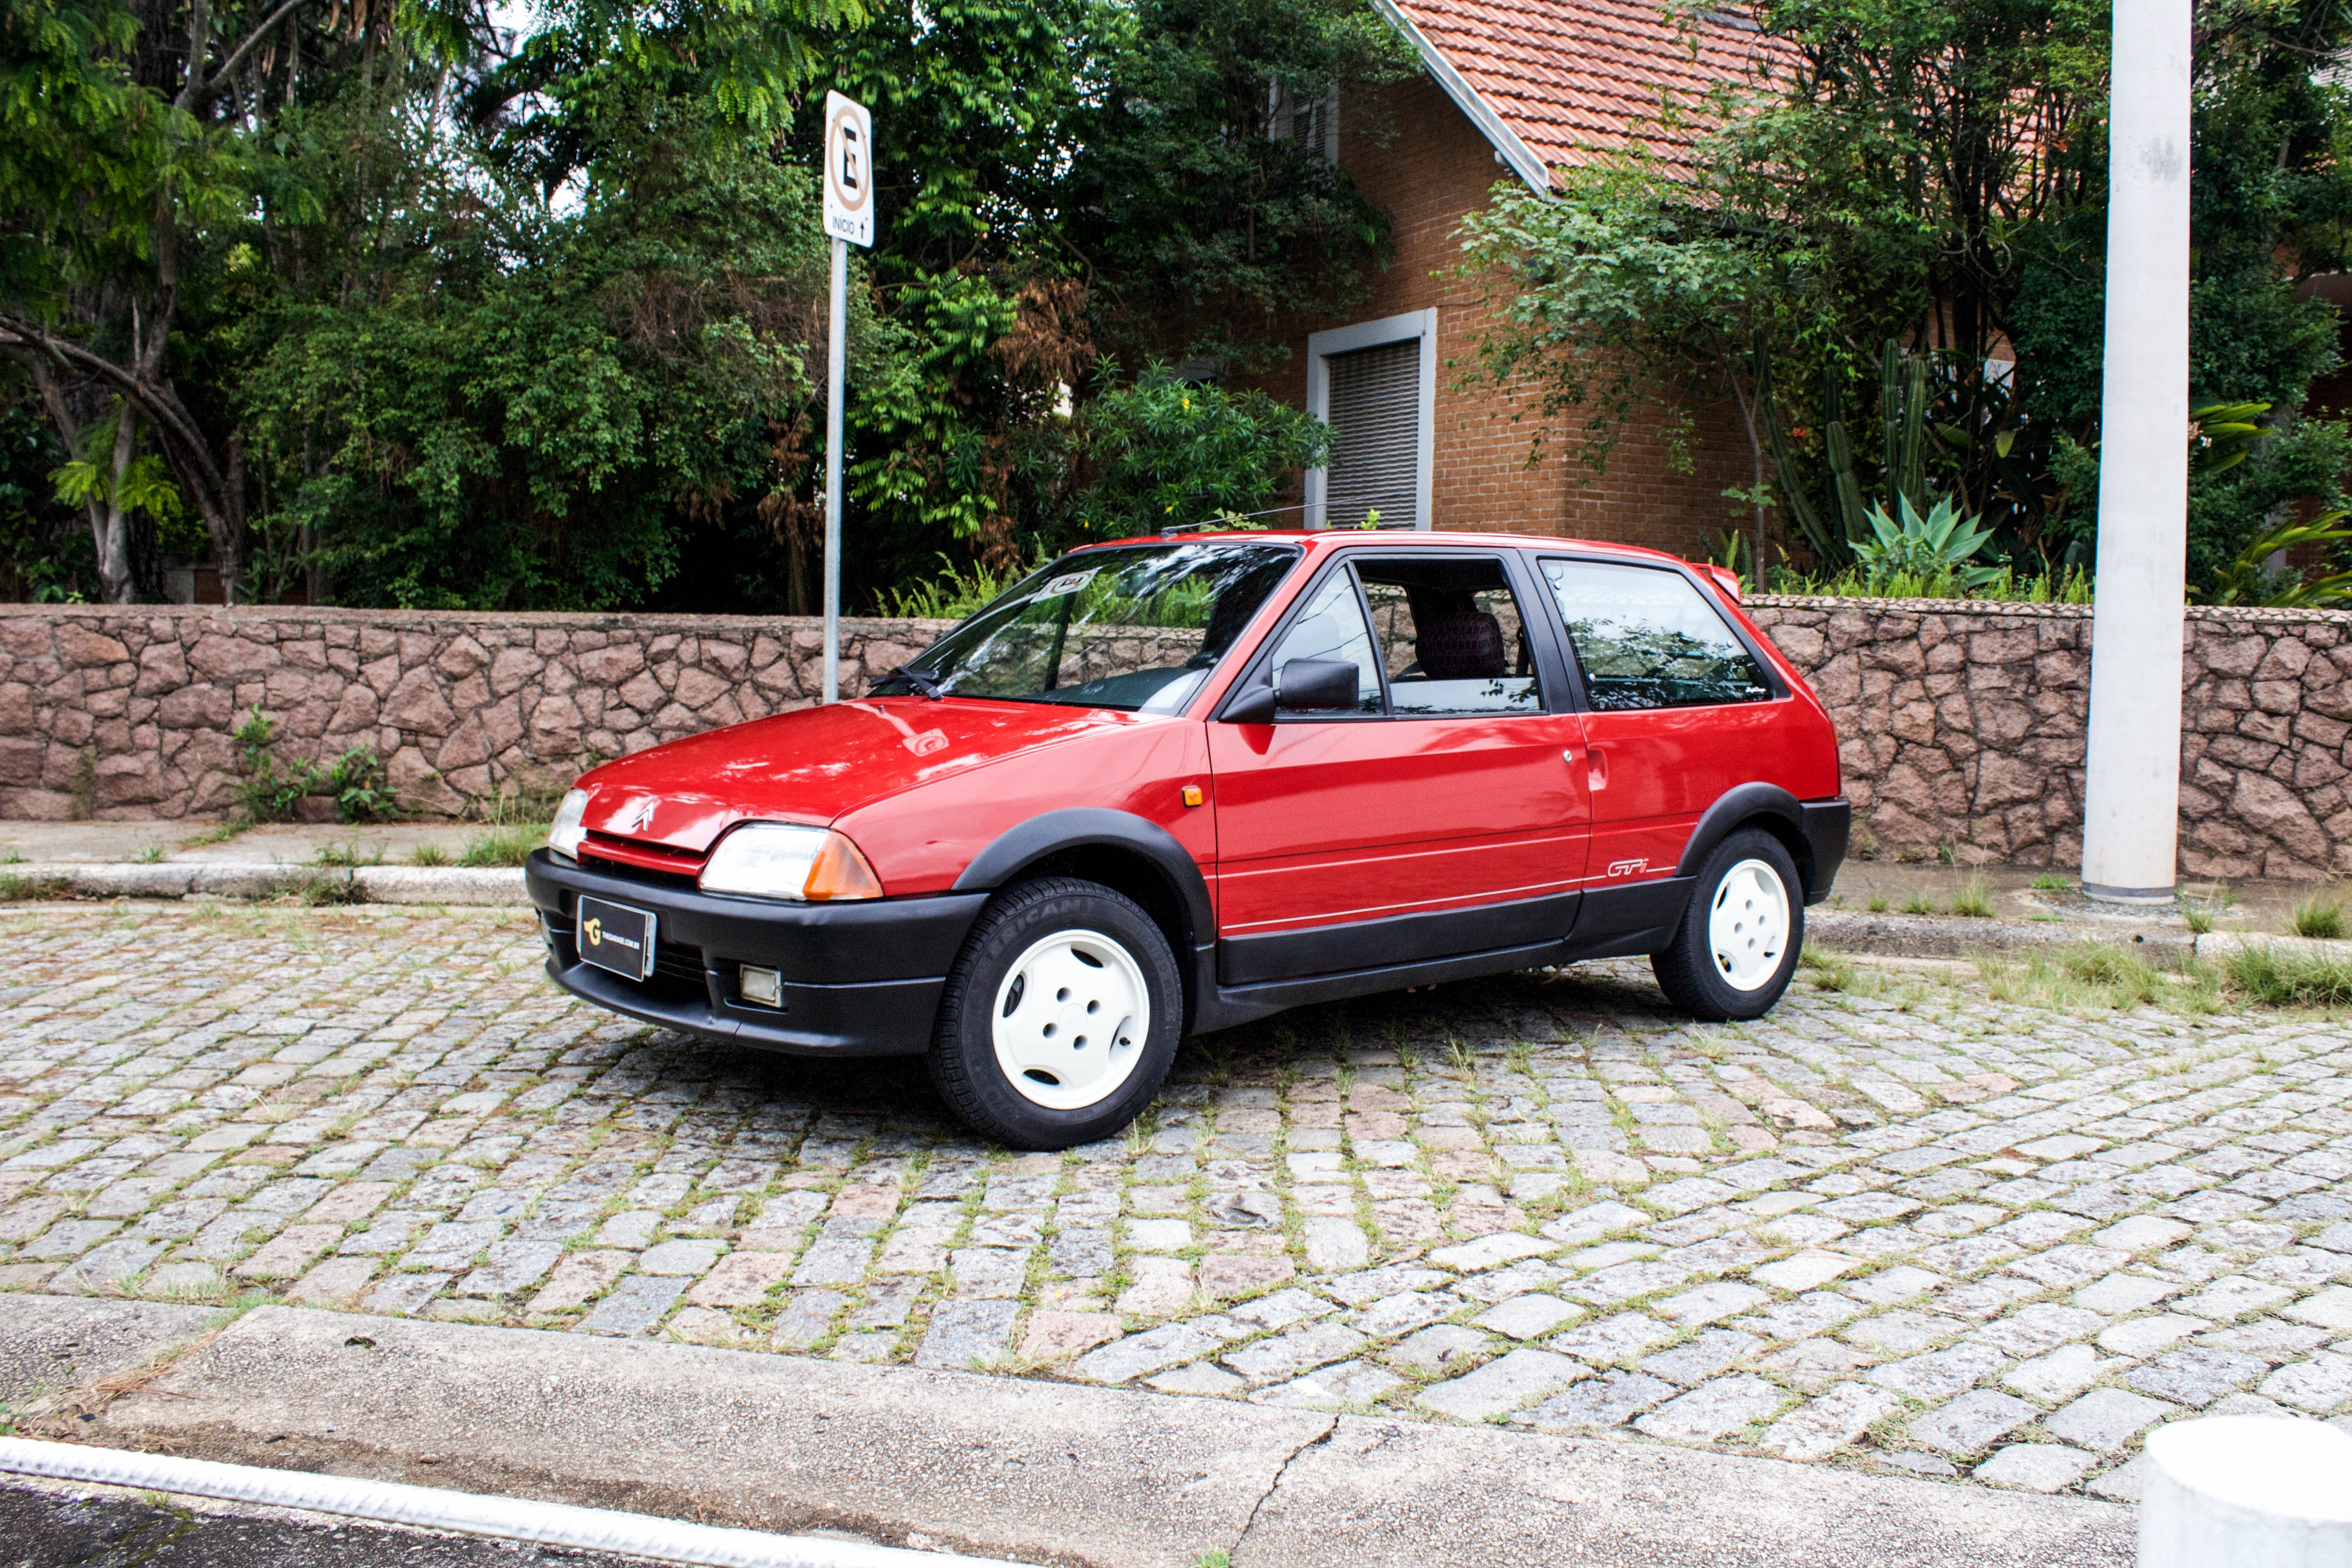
[1222, 681, 1277, 724]
[1275, 658, 1363, 712]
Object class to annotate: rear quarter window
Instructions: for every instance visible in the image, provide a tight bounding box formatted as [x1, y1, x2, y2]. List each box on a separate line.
[1541, 559, 1772, 711]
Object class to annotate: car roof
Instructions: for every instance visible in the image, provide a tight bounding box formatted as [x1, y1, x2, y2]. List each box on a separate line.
[1076, 527, 1695, 570]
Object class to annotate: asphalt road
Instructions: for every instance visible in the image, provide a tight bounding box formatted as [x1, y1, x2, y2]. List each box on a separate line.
[0, 1481, 657, 1568]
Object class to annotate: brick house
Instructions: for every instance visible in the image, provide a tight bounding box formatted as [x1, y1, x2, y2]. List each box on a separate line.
[1254, 0, 1779, 556]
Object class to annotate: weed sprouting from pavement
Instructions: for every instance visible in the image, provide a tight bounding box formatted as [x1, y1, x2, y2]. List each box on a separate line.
[2290, 894, 2347, 941]
[1950, 875, 1995, 918]
[2223, 943, 2352, 1009]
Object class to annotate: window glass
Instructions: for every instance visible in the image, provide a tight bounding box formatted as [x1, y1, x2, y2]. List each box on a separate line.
[1356, 557, 1543, 717]
[877, 542, 1297, 713]
[1263, 569, 1382, 713]
[1540, 560, 1771, 711]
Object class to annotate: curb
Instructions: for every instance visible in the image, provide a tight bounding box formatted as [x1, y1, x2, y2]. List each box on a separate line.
[2191, 930, 2352, 962]
[1809, 908, 2196, 959]
[1810, 910, 2352, 964]
[7, 1296, 2132, 1568]
[0, 862, 527, 907]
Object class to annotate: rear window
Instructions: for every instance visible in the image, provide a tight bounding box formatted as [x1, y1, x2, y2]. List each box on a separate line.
[880, 542, 1300, 713]
[1541, 559, 1770, 711]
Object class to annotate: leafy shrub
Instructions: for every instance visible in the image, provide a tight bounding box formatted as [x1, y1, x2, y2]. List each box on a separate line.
[327, 748, 400, 823]
[232, 710, 396, 823]
[2196, 515, 2352, 609]
[231, 708, 323, 823]
[882, 555, 1042, 620]
[1074, 365, 1333, 533]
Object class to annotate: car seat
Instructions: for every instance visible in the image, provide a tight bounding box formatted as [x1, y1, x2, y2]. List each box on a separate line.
[1414, 606, 1508, 679]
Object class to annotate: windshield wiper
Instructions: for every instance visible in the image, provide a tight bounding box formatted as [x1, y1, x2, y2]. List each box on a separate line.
[887, 664, 945, 700]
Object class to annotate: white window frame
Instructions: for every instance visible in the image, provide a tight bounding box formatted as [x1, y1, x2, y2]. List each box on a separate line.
[1304, 308, 1437, 530]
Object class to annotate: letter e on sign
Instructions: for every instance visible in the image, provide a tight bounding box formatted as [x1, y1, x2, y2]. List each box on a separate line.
[823, 91, 874, 248]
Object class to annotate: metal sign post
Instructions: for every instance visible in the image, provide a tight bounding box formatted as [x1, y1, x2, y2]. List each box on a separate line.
[820, 90, 875, 704]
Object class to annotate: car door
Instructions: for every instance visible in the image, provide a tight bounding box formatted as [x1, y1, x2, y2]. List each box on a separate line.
[1207, 550, 1590, 983]
[1535, 556, 1783, 894]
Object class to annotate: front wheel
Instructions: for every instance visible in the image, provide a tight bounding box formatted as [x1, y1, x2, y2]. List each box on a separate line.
[1650, 828, 1803, 1022]
[929, 877, 1183, 1150]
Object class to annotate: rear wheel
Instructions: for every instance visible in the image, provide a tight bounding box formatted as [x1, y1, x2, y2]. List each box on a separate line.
[930, 877, 1182, 1149]
[1650, 828, 1803, 1021]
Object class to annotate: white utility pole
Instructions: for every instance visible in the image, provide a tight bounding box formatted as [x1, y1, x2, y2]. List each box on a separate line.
[2081, 0, 2191, 903]
[820, 91, 875, 704]
[2138, 1417, 2352, 1567]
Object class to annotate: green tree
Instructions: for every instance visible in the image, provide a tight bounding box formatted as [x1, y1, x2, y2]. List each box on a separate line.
[1073, 364, 1333, 534]
[1460, 0, 2352, 596]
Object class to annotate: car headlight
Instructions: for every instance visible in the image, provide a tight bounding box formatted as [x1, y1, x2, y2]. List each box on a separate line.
[699, 823, 884, 902]
[548, 789, 590, 860]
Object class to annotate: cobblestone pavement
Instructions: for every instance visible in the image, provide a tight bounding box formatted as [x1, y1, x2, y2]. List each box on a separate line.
[1, 903, 2348, 1503]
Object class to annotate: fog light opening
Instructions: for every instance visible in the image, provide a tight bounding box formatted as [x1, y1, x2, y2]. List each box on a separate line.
[738, 965, 784, 1009]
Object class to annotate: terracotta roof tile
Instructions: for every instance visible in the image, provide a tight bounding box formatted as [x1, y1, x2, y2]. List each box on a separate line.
[1391, 0, 1791, 182]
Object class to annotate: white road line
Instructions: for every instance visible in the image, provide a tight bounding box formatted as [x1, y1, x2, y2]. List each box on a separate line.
[0, 1437, 1021, 1568]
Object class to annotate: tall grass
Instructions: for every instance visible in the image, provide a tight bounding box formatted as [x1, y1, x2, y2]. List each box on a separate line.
[460, 826, 546, 867]
[2290, 894, 2347, 941]
[2223, 944, 2352, 1008]
[1978, 945, 2211, 1013]
[1950, 874, 1996, 918]
[1977, 941, 2352, 1015]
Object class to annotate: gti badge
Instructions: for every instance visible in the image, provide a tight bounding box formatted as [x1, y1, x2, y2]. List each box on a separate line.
[1606, 857, 1649, 878]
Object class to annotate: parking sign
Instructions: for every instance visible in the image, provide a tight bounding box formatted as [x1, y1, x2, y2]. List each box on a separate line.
[823, 91, 874, 248]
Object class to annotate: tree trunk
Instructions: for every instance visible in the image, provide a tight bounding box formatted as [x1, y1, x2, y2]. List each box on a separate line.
[92, 410, 140, 604]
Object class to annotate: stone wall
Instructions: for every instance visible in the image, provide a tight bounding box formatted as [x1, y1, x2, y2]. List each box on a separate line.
[3, 597, 2348, 881]
[1743, 598, 2352, 880]
[0, 606, 952, 821]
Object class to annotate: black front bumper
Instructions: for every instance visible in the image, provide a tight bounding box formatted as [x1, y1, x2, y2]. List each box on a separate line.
[523, 850, 989, 1056]
[1800, 798, 1852, 905]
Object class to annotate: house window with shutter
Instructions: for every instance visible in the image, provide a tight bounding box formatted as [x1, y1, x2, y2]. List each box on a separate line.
[1305, 310, 1436, 530]
[1269, 81, 1338, 163]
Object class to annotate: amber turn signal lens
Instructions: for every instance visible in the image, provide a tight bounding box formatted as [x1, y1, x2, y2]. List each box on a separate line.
[1181, 784, 1205, 807]
[803, 830, 886, 901]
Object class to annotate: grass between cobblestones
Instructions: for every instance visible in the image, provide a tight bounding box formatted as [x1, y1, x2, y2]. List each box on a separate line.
[0, 902, 2346, 1500]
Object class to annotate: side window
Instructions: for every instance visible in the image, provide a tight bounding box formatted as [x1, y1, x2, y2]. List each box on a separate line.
[1541, 560, 1771, 711]
[1263, 568, 1383, 713]
[1356, 557, 1543, 717]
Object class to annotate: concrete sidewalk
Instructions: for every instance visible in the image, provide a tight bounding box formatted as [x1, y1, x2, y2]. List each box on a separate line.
[0, 820, 526, 904]
[0, 1294, 2130, 1568]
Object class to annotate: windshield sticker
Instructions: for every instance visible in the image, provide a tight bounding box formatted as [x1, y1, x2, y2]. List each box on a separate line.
[1036, 569, 1100, 599]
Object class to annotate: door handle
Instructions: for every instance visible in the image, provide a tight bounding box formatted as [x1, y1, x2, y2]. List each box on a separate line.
[1587, 745, 1608, 790]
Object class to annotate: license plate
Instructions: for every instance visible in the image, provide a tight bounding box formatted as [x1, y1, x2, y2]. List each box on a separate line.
[576, 897, 658, 981]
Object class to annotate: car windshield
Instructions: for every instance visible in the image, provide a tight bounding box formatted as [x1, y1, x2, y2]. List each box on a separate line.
[875, 541, 1300, 713]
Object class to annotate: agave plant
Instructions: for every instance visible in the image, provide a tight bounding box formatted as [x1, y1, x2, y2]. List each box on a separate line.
[1851, 495, 2005, 595]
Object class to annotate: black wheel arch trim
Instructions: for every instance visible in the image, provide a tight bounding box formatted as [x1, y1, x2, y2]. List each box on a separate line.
[1675, 784, 1845, 904]
[952, 808, 1217, 954]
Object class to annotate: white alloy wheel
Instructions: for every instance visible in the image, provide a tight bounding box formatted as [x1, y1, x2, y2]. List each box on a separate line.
[1707, 857, 1790, 991]
[990, 929, 1150, 1111]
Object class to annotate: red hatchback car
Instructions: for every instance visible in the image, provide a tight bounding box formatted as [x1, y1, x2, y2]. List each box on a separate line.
[524, 530, 1847, 1149]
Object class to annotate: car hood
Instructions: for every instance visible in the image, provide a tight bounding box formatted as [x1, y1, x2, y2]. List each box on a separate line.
[572, 698, 1160, 855]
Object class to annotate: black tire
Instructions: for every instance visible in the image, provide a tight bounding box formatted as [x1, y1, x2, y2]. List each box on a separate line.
[929, 876, 1183, 1150]
[1650, 828, 1804, 1022]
